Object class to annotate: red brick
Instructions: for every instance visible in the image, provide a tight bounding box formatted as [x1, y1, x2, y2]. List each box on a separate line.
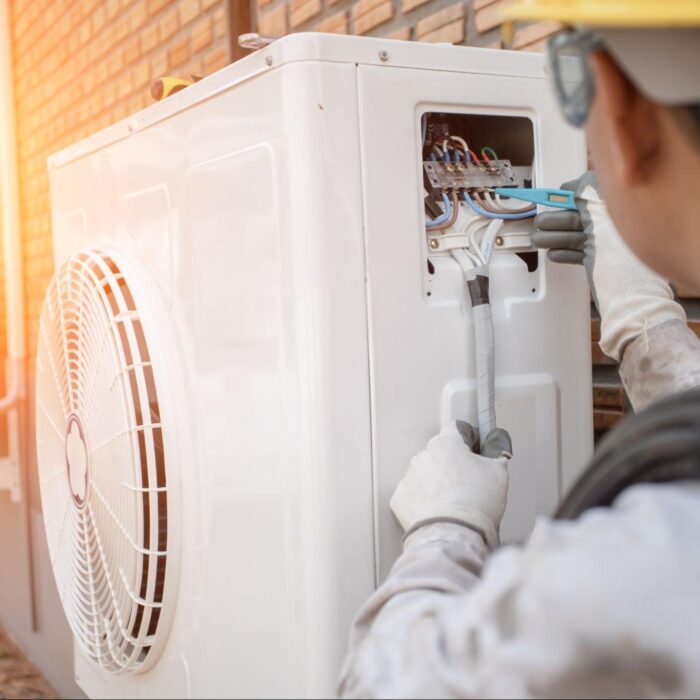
[513, 20, 562, 49]
[179, 0, 201, 26]
[402, 0, 431, 12]
[388, 26, 412, 40]
[352, 0, 393, 35]
[475, 0, 507, 33]
[168, 36, 191, 67]
[214, 7, 227, 38]
[123, 36, 140, 65]
[130, 2, 148, 31]
[204, 45, 229, 74]
[147, 0, 170, 16]
[313, 10, 349, 34]
[159, 7, 179, 40]
[416, 2, 464, 38]
[291, 0, 322, 28]
[132, 60, 151, 90]
[258, 4, 288, 35]
[91, 5, 106, 32]
[140, 22, 160, 53]
[192, 17, 213, 52]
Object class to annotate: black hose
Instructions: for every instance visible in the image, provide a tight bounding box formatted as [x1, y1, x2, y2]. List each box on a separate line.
[556, 388, 700, 520]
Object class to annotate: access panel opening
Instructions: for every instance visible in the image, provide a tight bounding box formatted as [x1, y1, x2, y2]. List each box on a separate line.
[420, 112, 539, 302]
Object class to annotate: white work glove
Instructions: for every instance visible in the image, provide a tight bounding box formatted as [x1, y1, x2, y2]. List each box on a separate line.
[532, 171, 686, 361]
[390, 421, 512, 550]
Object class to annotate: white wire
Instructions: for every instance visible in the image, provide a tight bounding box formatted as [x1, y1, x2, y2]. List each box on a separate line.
[451, 247, 477, 276]
[481, 191, 510, 213]
[450, 135, 470, 153]
[480, 220, 505, 263]
[485, 190, 536, 213]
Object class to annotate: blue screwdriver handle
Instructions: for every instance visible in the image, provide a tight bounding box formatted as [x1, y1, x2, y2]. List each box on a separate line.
[494, 187, 577, 211]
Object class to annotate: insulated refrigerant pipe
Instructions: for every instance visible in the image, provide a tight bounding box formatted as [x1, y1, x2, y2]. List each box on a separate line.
[0, 0, 26, 408]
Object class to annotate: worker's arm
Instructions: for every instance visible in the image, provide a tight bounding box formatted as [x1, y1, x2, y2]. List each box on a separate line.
[340, 482, 700, 699]
[619, 319, 700, 410]
[532, 171, 700, 410]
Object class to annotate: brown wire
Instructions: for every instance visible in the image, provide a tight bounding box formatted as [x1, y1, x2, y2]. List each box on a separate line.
[473, 189, 536, 215]
[429, 191, 460, 232]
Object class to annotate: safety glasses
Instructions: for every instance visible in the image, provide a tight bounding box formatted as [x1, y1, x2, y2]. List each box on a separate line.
[547, 29, 605, 128]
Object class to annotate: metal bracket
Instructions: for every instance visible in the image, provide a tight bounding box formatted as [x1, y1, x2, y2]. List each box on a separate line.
[238, 33, 278, 50]
[427, 230, 532, 254]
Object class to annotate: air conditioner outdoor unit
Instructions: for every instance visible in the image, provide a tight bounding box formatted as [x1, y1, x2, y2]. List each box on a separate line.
[36, 33, 592, 699]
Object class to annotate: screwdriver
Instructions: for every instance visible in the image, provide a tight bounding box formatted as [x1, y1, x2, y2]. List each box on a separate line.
[493, 187, 577, 211]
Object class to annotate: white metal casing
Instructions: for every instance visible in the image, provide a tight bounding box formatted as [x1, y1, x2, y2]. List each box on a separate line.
[41, 34, 592, 698]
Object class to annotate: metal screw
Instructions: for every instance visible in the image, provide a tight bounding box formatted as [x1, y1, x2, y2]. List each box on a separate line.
[265, 55, 273, 66]
[378, 50, 389, 62]
[496, 236, 504, 247]
[429, 239, 440, 250]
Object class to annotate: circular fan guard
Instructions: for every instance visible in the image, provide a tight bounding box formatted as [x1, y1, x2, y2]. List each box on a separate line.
[36, 250, 177, 674]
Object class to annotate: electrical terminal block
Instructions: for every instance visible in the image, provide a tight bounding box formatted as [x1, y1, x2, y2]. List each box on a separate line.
[423, 159, 519, 190]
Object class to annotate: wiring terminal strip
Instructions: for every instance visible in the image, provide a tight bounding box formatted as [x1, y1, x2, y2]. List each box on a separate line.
[424, 159, 519, 190]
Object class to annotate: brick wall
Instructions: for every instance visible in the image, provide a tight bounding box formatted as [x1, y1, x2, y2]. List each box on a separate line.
[9, 0, 231, 366]
[255, 0, 560, 50]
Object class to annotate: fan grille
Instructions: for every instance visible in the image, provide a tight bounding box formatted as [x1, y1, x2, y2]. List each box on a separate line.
[36, 250, 173, 674]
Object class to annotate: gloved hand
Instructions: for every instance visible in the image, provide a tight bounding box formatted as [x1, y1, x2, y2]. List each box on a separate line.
[390, 421, 512, 550]
[531, 171, 686, 361]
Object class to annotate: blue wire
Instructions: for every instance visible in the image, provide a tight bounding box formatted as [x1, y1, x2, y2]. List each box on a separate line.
[442, 150, 450, 162]
[426, 193, 452, 228]
[429, 152, 437, 161]
[464, 192, 536, 220]
[453, 149, 461, 162]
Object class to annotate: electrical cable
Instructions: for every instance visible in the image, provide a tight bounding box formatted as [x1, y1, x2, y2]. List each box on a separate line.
[488, 191, 536, 213]
[449, 135, 470, 154]
[428, 192, 460, 232]
[472, 191, 507, 215]
[464, 191, 536, 220]
[426, 192, 452, 228]
[451, 251, 498, 447]
[479, 190, 536, 215]
[479, 219, 503, 264]
[481, 147, 499, 161]
[450, 213, 505, 448]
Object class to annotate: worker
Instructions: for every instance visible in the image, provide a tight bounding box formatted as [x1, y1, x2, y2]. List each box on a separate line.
[339, 2, 700, 697]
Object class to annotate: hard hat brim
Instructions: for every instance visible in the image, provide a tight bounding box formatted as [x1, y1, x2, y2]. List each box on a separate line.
[500, 3, 700, 27]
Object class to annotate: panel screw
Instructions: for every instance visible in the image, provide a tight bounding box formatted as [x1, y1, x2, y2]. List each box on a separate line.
[496, 236, 504, 246]
[265, 55, 273, 66]
[429, 239, 440, 250]
[378, 50, 389, 62]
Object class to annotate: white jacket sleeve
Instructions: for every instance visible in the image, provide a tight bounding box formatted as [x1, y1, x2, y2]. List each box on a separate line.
[620, 319, 700, 411]
[339, 483, 700, 699]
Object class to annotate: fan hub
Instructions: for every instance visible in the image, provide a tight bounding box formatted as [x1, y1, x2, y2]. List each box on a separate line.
[65, 414, 89, 509]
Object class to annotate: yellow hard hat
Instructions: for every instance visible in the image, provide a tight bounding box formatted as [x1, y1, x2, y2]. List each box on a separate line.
[501, 0, 700, 27]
